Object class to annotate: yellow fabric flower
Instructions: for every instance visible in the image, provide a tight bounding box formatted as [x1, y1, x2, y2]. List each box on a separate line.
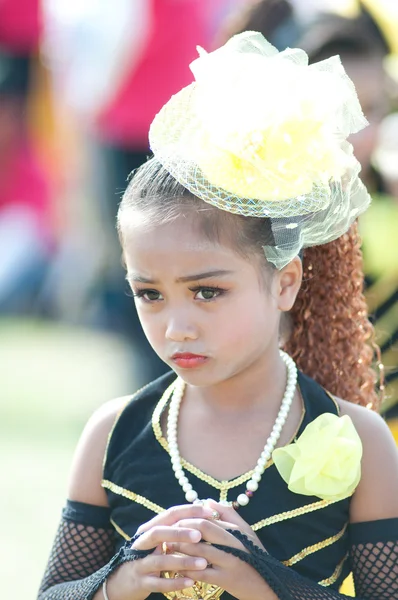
[273, 413, 362, 501]
[188, 38, 360, 203]
[149, 32, 371, 268]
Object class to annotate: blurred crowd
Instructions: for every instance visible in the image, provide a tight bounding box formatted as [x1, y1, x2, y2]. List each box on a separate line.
[1, 0, 398, 417]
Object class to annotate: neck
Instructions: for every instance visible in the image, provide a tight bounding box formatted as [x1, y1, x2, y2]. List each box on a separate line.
[184, 346, 288, 415]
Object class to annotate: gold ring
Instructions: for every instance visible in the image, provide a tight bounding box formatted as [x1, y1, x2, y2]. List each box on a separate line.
[162, 542, 169, 555]
[210, 510, 221, 521]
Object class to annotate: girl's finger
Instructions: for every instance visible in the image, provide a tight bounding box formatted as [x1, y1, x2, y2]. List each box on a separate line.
[133, 525, 202, 550]
[174, 518, 245, 551]
[136, 504, 215, 535]
[205, 499, 253, 531]
[137, 552, 208, 574]
[205, 499, 266, 551]
[177, 517, 240, 533]
[162, 541, 236, 570]
[141, 574, 196, 594]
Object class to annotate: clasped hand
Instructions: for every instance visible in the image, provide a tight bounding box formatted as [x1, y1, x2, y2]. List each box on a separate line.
[105, 500, 269, 600]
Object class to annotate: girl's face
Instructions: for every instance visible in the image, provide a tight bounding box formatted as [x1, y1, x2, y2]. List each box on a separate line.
[123, 211, 299, 387]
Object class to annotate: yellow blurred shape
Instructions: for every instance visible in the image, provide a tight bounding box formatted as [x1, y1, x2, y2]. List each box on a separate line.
[340, 574, 355, 596]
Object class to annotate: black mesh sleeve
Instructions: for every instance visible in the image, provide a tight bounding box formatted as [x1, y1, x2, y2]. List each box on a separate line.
[350, 518, 398, 599]
[212, 519, 398, 600]
[37, 501, 153, 600]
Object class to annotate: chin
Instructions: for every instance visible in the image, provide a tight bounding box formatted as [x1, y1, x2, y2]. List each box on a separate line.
[171, 366, 223, 388]
[176, 365, 243, 389]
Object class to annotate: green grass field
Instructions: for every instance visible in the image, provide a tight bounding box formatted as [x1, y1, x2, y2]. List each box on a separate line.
[0, 319, 134, 598]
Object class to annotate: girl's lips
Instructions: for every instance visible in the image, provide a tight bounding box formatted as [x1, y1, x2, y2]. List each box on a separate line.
[171, 353, 208, 369]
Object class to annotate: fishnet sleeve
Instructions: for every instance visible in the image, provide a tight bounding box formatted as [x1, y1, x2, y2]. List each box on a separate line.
[37, 500, 116, 599]
[350, 518, 398, 599]
[214, 520, 398, 600]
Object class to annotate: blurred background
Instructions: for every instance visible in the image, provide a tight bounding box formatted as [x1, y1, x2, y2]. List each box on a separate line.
[0, 0, 397, 597]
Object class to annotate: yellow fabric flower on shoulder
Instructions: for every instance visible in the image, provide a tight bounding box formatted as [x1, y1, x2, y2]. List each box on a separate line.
[273, 413, 362, 501]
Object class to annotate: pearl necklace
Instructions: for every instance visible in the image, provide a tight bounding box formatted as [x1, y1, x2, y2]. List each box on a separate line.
[167, 350, 298, 509]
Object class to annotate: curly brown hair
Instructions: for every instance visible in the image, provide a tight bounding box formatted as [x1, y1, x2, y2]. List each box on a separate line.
[284, 222, 380, 410]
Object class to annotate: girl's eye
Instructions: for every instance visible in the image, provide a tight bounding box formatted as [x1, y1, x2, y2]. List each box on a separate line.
[133, 289, 163, 302]
[193, 287, 224, 301]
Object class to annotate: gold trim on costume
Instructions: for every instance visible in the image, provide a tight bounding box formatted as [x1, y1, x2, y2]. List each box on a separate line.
[282, 523, 348, 566]
[318, 553, 349, 587]
[152, 378, 306, 500]
[101, 478, 340, 544]
[111, 518, 131, 541]
[219, 488, 228, 503]
[102, 480, 165, 514]
[251, 498, 340, 531]
[324, 390, 341, 416]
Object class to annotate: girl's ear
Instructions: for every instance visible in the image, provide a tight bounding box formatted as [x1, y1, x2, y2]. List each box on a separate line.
[277, 256, 303, 312]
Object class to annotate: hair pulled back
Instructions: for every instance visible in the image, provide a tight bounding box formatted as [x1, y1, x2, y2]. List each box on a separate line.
[284, 226, 378, 409]
[119, 159, 378, 409]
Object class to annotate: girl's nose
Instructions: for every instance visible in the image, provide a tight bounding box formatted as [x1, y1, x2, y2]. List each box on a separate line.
[165, 315, 198, 342]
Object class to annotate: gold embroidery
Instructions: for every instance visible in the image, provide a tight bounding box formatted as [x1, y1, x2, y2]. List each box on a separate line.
[324, 390, 341, 416]
[102, 480, 165, 514]
[111, 518, 131, 541]
[251, 499, 340, 531]
[282, 523, 347, 566]
[152, 379, 306, 494]
[219, 488, 228, 503]
[318, 553, 349, 587]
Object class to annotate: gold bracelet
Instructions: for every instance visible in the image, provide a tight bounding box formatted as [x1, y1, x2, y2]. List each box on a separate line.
[102, 579, 110, 600]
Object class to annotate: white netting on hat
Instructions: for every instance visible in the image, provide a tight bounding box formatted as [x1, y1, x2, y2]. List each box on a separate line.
[149, 31, 371, 269]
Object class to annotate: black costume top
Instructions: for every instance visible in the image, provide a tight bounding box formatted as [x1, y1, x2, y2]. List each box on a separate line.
[102, 371, 353, 598]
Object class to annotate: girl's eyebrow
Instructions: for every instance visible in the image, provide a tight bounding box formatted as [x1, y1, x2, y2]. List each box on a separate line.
[128, 269, 234, 284]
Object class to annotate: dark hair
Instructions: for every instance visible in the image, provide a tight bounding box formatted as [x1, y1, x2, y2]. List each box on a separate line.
[300, 11, 389, 64]
[119, 158, 379, 409]
[216, 0, 298, 50]
[218, 1, 389, 62]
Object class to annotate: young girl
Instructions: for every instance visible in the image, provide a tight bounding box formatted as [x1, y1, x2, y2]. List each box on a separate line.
[38, 32, 398, 600]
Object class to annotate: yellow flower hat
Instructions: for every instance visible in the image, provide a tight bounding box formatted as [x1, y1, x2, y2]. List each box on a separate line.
[149, 31, 371, 268]
[273, 413, 362, 501]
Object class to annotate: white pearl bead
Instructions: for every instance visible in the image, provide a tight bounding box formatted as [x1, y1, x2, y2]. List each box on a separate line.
[183, 483, 193, 492]
[252, 473, 261, 482]
[179, 476, 189, 485]
[237, 494, 250, 506]
[185, 489, 198, 503]
[246, 480, 258, 492]
[174, 468, 184, 478]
